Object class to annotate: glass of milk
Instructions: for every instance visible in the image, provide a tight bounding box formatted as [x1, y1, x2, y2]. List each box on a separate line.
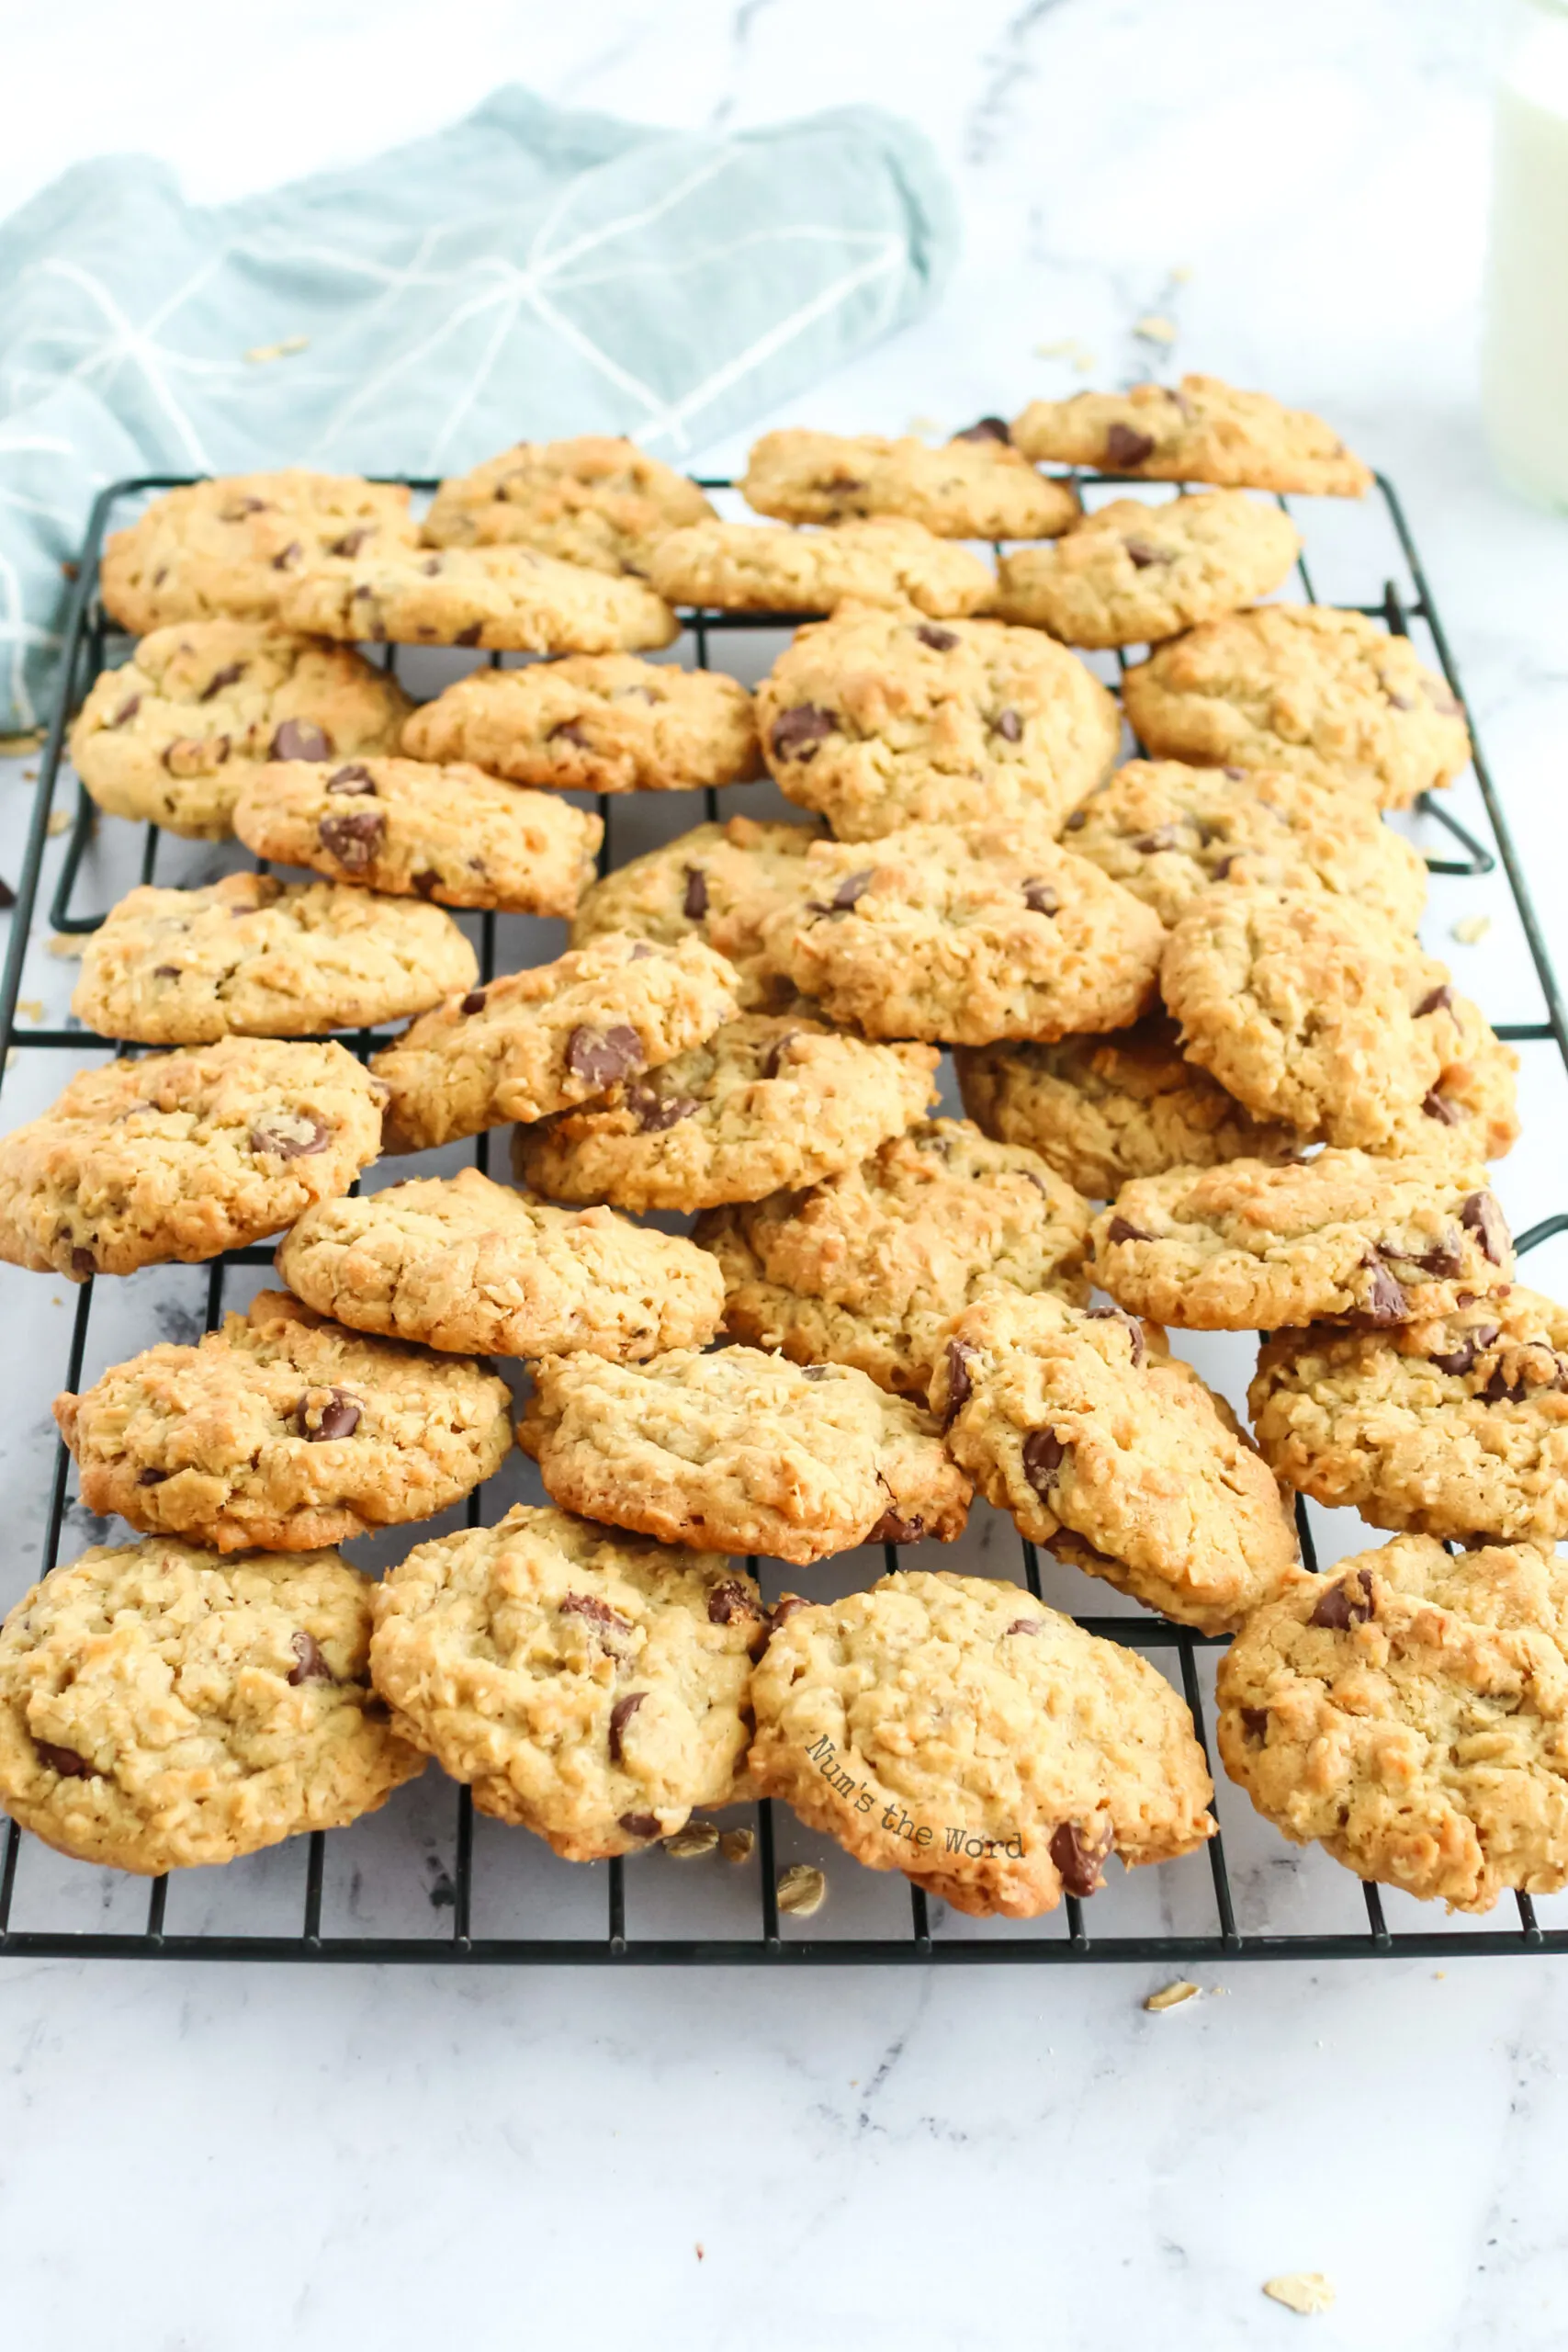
[1483, 0, 1568, 505]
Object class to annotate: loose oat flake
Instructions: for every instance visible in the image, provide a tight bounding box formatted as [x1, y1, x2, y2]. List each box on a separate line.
[776, 1863, 827, 1917]
[1145, 1979, 1201, 2012]
[244, 334, 310, 364]
[45, 808, 70, 837]
[1134, 313, 1178, 345]
[663, 1821, 719, 1860]
[719, 1827, 755, 1865]
[1451, 913, 1491, 945]
[1262, 2273, 1335, 2316]
[46, 934, 84, 959]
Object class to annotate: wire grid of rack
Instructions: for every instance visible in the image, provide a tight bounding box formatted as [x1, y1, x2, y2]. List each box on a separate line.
[0, 467, 1564, 1968]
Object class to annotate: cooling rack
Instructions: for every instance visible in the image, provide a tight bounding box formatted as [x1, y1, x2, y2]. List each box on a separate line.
[0, 467, 1563, 1968]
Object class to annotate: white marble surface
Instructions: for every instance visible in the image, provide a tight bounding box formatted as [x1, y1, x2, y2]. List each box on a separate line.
[4, 5, 1568, 2346]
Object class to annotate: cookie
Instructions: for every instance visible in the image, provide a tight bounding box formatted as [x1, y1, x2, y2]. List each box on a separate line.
[954, 1015, 1301, 1199]
[740, 426, 1080, 539]
[649, 517, 995, 618]
[1122, 606, 1470, 810]
[232, 754, 601, 915]
[1060, 758, 1427, 933]
[1249, 1288, 1568, 1543]
[98, 472, 416, 637]
[1217, 1536, 1568, 1913]
[400, 656, 761, 794]
[569, 816, 820, 1009]
[276, 1167, 724, 1360]
[369, 1504, 761, 1859]
[278, 543, 679, 654]
[755, 604, 1121, 842]
[1161, 887, 1517, 1154]
[996, 492, 1300, 648]
[517, 1346, 972, 1566]
[748, 1568, 1215, 1918]
[931, 1288, 1299, 1633]
[762, 820, 1165, 1045]
[55, 1290, 513, 1553]
[72, 873, 478, 1044]
[694, 1118, 1091, 1399]
[421, 435, 715, 573]
[514, 1012, 939, 1212]
[0, 1037, 384, 1281]
[0, 1537, 423, 1873]
[370, 932, 739, 1152]
[69, 620, 413, 842]
[1089, 1153, 1512, 1331]
[1010, 375, 1373, 496]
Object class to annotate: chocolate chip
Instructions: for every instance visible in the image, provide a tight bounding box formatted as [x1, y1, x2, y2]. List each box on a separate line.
[137, 1466, 168, 1485]
[287, 1631, 333, 1685]
[707, 1580, 762, 1626]
[1132, 826, 1181, 854]
[319, 808, 386, 867]
[954, 416, 1011, 444]
[761, 1028, 802, 1080]
[412, 869, 442, 899]
[221, 497, 270, 519]
[1088, 1302, 1145, 1365]
[550, 721, 592, 748]
[1063, 808, 1088, 831]
[111, 695, 141, 727]
[1239, 1706, 1269, 1745]
[771, 705, 836, 761]
[629, 944, 656, 961]
[566, 1024, 644, 1088]
[992, 707, 1023, 742]
[608, 1692, 645, 1763]
[1021, 1429, 1066, 1497]
[1431, 1320, 1499, 1376]
[1107, 1216, 1152, 1244]
[1123, 538, 1169, 569]
[249, 1111, 329, 1159]
[769, 1596, 812, 1632]
[870, 1510, 926, 1544]
[200, 662, 246, 700]
[682, 865, 709, 920]
[1484, 1363, 1533, 1404]
[1422, 1090, 1462, 1125]
[1415, 984, 1453, 1018]
[942, 1338, 977, 1426]
[271, 541, 303, 571]
[152, 963, 181, 979]
[324, 763, 376, 794]
[618, 1812, 660, 1839]
[560, 1593, 631, 1640]
[1362, 1259, 1409, 1322]
[70, 1246, 96, 1277]
[296, 1386, 362, 1442]
[458, 989, 487, 1016]
[1210, 854, 1236, 880]
[807, 868, 875, 919]
[454, 621, 484, 647]
[1104, 424, 1156, 469]
[818, 473, 867, 495]
[1005, 1618, 1041, 1636]
[1309, 1568, 1375, 1630]
[420, 557, 443, 577]
[625, 1082, 697, 1132]
[35, 1741, 94, 1779]
[915, 625, 960, 650]
[330, 527, 371, 558]
[1385, 687, 1416, 711]
[800, 1365, 833, 1382]
[1461, 1192, 1510, 1265]
[1408, 1230, 1464, 1278]
[1050, 1820, 1111, 1896]
[1021, 878, 1059, 916]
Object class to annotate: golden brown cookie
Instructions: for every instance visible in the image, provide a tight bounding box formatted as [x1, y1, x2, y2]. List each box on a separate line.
[569, 816, 821, 1009]
[1010, 375, 1372, 495]
[741, 425, 1079, 538]
[649, 517, 995, 617]
[400, 656, 761, 794]
[995, 492, 1300, 648]
[421, 435, 715, 572]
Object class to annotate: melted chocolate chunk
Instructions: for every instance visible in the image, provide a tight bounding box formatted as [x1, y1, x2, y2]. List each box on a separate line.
[330, 527, 371, 558]
[549, 721, 592, 749]
[324, 763, 377, 794]
[1050, 1819, 1111, 1896]
[271, 540, 303, 571]
[707, 1580, 762, 1627]
[287, 1631, 333, 1685]
[1239, 1706, 1269, 1745]
[1460, 1191, 1509, 1265]
[560, 1592, 631, 1638]
[137, 1466, 168, 1485]
[1361, 1258, 1409, 1323]
[915, 625, 960, 651]
[768, 1596, 812, 1632]
[1104, 423, 1156, 469]
[953, 416, 1011, 445]
[249, 1111, 329, 1159]
[1021, 878, 1059, 916]
[200, 662, 246, 701]
[761, 1028, 801, 1080]
[1005, 1618, 1041, 1636]
[566, 1024, 644, 1088]
[625, 1082, 698, 1132]
[608, 1692, 645, 1763]
[682, 865, 708, 920]
[1021, 1429, 1066, 1497]
[296, 1386, 362, 1442]
[1308, 1566, 1375, 1630]
[152, 964, 181, 979]
[800, 1365, 833, 1381]
[455, 623, 484, 647]
[1429, 1321, 1499, 1377]
[1087, 1302, 1145, 1365]
[459, 989, 487, 1015]
[618, 1812, 660, 1839]
[992, 707, 1023, 742]
[807, 869, 876, 919]
[271, 717, 331, 762]
[771, 705, 836, 761]
[1107, 1216, 1152, 1245]
[942, 1338, 977, 1426]
[1123, 537, 1169, 569]
[412, 869, 442, 899]
[112, 695, 141, 727]
[70, 1246, 96, 1277]
[1422, 1090, 1462, 1125]
[319, 808, 386, 867]
[1132, 826, 1182, 854]
[870, 1508, 925, 1544]
[35, 1740, 95, 1779]
[1415, 984, 1453, 1018]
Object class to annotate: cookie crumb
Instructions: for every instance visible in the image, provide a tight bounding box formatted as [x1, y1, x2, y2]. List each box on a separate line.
[15, 999, 43, 1023]
[776, 1862, 827, 1917]
[719, 1827, 755, 1865]
[244, 334, 310, 364]
[1170, 265, 1194, 285]
[46, 934, 84, 959]
[663, 1820, 719, 1860]
[45, 808, 70, 837]
[1450, 913, 1491, 945]
[1263, 2273, 1335, 2316]
[1134, 313, 1178, 345]
[1145, 1978, 1201, 2012]
[0, 730, 43, 756]
[1033, 337, 1098, 373]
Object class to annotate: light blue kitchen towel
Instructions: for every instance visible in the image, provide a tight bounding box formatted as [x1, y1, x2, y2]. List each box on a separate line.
[0, 85, 957, 730]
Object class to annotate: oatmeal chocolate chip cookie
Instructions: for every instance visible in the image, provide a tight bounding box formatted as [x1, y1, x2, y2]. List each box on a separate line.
[98, 471, 417, 637]
[516, 1012, 937, 1213]
[570, 817, 820, 1010]
[1161, 887, 1516, 1153]
[932, 1288, 1299, 1633]
[1375, 993, 1521, 1163]
[748, 1568, 1215, 1919]
[369, 1504, 761, 1859]
[763, 820, 1165, 1046]
[421, 435, 715, 573]
[232, 754, 600, 916]
[370, 932, 739, 1152]
[1060, 759, 1427, 933]
[755, 604, 1121, 842]
[694, 1119, 1091, 1399]
[69, 620, 413, 842]
[55, 1290, 513, 1554]
[996, 492, 1301, 649]
[72, 873, 478, 1044]
[1219, 1537, 1568, 1914]
[518, 1345, 972, 1566]
[1010, 374, 1373, 497]
[1090, 1152, 1512, 1332]
[740, 426, 1080, 540]
[279, 543, 679, 654]
[954, 1015, 1301, 1200]
[1122, 606, 1470, 810]
[0, 1037, 384, 1281]
[1249, 1288, 1568, 1543]
[0, 1537, 423, 1873]
[649, 517, 996, 619]
[277, 1167, 724, 1360]
[400, 656, 761, 795]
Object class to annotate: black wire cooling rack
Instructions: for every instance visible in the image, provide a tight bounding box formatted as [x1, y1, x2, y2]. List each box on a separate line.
[0, 468, 1565, 1968]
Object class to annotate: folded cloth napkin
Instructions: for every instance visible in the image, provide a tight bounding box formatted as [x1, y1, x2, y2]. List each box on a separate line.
[0, 84, 956, 729]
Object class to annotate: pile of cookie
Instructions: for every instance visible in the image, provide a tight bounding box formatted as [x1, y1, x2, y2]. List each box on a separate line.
[0, 377, 1558, 1928]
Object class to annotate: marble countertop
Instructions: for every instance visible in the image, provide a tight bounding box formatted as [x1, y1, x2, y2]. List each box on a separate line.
[4, 5, 1568, 2347]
